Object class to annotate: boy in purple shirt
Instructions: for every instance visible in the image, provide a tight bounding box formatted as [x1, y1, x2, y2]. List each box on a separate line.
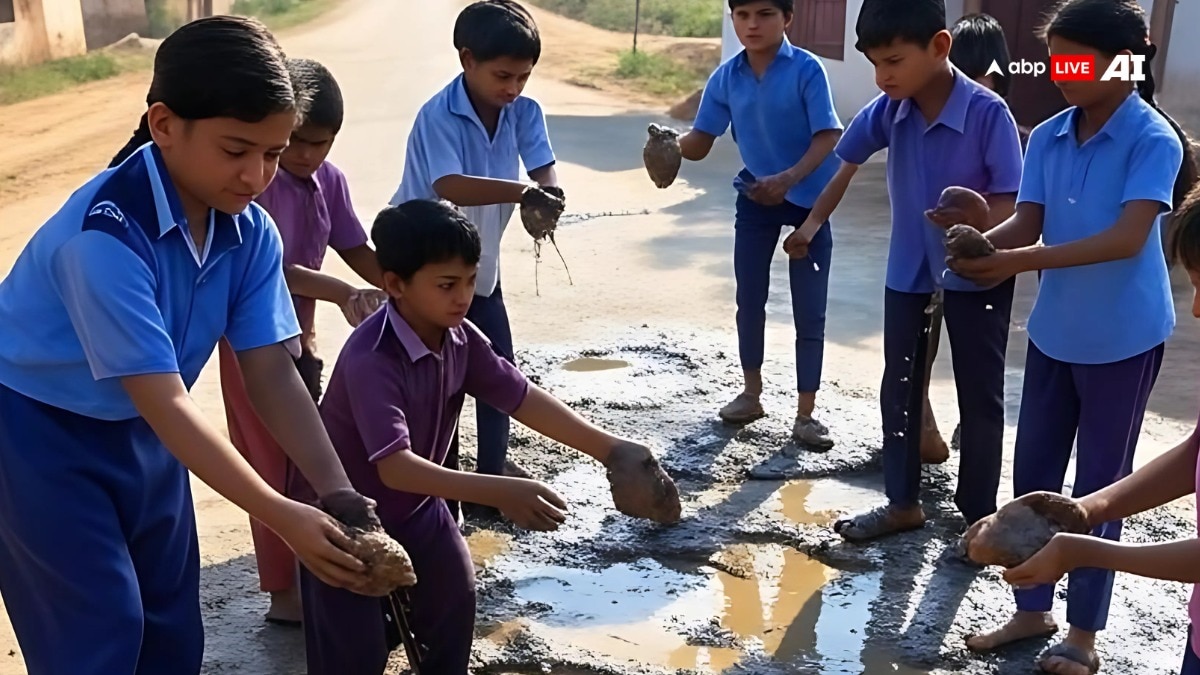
[783, 0, 1023, 541]
[290, 199, 680, 674]
[218, 58, 386, 625]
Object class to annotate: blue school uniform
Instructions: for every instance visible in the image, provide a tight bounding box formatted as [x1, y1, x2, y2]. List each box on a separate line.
[1011, 92, 1183, 632]
[834, 68, 1023, 522]
[691, 38, 842, 393]
[389, 73, 554, 478]
[0, 143, 299, 674]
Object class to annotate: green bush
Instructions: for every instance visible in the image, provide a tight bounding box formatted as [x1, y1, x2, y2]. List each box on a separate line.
[529, 0, 722, 38]
[145, 0, 184, 38]
[615, 49, 705, 96]
[231, 0, 299, 14]
[0, 53, 123, 105]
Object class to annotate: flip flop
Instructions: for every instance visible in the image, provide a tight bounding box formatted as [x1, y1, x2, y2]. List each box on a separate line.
[833, 504, 925, 542]
[1038, 642, 1102, 674]
[718, 394, 765, 425]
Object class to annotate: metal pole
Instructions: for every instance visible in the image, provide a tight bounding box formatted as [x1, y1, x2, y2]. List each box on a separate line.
[633, 0, 641, 53]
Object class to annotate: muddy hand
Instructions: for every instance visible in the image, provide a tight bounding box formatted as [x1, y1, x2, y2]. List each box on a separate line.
[520, 185, 566, 241]
[643, 123, 683, 189]
[926, 186, 989, 230]
[498, 478, 568, 532]
[604, 441, 682, 524]
[319, 488, 382, 530]
[275, 500, 372, 592]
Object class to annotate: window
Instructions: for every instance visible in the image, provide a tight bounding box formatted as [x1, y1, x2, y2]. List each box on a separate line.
[0, 0, 14, 24]
[789, 0, 848, 61]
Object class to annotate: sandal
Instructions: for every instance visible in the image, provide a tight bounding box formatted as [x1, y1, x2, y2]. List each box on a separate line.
[833, 504, 925, 542]
[1038, 642, 1102, 674]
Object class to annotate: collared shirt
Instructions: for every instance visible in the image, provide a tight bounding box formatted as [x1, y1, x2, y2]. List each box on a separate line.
[257, 161, 369, 346]
[392, 74, 556, 298]
[0, 143, 300, 421]
[693, 38, 843, 209]
[835, 68, 1024, 293]
[303, 302, 529, 526]
[1020, 92, 1182, 365]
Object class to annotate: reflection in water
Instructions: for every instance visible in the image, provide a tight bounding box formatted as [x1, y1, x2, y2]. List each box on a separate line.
[500, 544, 928, 673]
[561, 357, 631, 372]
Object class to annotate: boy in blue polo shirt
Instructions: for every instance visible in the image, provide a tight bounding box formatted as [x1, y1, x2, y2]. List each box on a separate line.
[664, 0, 843, 449]
[783, 0, 1023, 541]
[392, 0, 562, 494]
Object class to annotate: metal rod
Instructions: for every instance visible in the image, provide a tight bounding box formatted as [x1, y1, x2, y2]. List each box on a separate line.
[633, 0, 641, 53]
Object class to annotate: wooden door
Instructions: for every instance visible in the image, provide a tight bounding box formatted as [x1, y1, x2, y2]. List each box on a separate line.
[982, 0, 1068, 128]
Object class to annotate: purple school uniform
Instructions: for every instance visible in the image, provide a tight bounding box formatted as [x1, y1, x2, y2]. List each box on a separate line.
[289, 302, 529, 675]
[256, 162, 368, 347]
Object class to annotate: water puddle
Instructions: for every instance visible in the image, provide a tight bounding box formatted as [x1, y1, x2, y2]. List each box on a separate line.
[562, 357, 630, 372]
[771, 478, 886, 528]
[497, 543, 928, 673]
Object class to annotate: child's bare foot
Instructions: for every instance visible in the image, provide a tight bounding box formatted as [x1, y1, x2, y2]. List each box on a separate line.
[1037, 630, 1100, 674]
[265, 589, 302, 626]
[965, 611, 1058, 651]
[833, 503, 925, 542]
[920, 426, 949, 464]
[503, 459, 533, 479]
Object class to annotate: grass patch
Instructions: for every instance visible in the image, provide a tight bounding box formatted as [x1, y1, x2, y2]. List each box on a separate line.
[614, 48, 710, 97]
[0, 51, 151, 106]
[529, 0, 721, 38]
[230, 0, 341, 31]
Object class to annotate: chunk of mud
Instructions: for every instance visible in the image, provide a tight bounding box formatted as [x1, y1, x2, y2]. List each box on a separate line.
[339, 524, 418, 596]
[520, 186, 565, 242]
[963, 491, 1090, 568]
[605, 442, 683, 524]
[945, 224, 995, 259]
[643, 124, 683, 189]
[709, 544, 756, 579]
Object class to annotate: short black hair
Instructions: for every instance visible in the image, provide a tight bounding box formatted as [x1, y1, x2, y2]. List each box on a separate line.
[950, 13, 1011, 97]
[855, 0, 946, 53]
[372, 200, 482, 281]
[454, 0, 541, 64]
[288, 58, 343, 133]
[728, 0, 793, 14]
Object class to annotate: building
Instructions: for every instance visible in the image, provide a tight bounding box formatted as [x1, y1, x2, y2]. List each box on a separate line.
[721, 0, 1200, 132]
[79, 0, 148, 50]
[0, 0, 88, 67]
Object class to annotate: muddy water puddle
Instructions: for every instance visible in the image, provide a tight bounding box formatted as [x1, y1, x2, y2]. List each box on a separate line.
[771, 478, 886, 528]
[490, 543, 927, 674]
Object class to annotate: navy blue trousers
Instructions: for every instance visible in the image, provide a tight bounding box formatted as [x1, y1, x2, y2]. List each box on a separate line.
[0, 383, 202, 675]
[1183, 626, 1200, 675]
[881, 280, 1014, 523]
[300, 498, 476, 674]
[1012, 341, 1163, 631]
[462, 282, 516, 476]
[733, 194, 832, 393]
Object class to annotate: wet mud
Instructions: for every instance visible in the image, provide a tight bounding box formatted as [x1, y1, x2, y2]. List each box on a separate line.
[198, 330, 1194, 674]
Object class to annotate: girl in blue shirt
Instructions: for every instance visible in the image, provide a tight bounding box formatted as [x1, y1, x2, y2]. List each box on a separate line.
[935, 0, 1198, 672]
[0, 16, 383, 675]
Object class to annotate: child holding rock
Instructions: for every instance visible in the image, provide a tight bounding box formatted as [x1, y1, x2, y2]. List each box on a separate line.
[646, 0, 844, 448]
[290, 199, 680, 675]
[941, 0, 1198, 670]
[392, 0, 565, 490]
[784, 0, 1024, 542]
[217, 57, 387, 626]
[974, 187, 1200, 675]
[0, 17, 384, 675]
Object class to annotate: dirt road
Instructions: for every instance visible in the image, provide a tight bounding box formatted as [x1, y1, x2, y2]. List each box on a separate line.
[1, 0, 1198, 673]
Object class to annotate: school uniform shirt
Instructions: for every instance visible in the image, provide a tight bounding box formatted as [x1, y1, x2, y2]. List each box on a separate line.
[292, 302, 529, 527]
[692, 37, 843, 209]
[835, 67, 1024, 293]
[1192, 414, 1200, 654]
[391, 74, 556, 298]
[0, 143, 300, 421]
[1019, 92, 1182, 365]
[257, 161, 369, 350]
